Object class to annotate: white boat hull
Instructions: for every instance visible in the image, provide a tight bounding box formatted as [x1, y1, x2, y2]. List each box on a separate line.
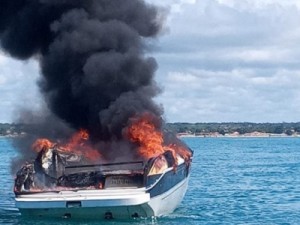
[15, 176, 189, 219]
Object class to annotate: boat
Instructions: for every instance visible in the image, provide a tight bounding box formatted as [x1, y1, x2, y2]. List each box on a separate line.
[14, 147, 193, 219]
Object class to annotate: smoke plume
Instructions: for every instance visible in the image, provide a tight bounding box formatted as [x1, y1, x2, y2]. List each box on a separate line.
[0, 0, 164, 147]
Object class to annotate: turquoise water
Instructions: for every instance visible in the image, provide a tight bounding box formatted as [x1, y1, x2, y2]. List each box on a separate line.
[1, 137, 300, 224]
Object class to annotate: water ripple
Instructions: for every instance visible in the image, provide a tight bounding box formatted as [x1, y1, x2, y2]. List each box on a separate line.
[1, 137, 300, 224]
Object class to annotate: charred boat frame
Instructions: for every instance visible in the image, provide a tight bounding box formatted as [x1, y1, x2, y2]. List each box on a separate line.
[15, 149, 193, 219]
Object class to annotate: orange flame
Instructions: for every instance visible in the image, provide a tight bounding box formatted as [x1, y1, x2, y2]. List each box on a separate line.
[32, 139, 54, 152]
[32, 129, 101, 161]
[64, 129, 89, 151]
[167, 143, 192, 162]
[127, 113, 165, 159]
[126, 113, 191, 162]
[32, 115, 191, 164]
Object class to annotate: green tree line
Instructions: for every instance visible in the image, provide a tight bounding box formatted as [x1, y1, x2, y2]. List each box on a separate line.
[1, 122, 300, 136]
[165, 122, 300, 136]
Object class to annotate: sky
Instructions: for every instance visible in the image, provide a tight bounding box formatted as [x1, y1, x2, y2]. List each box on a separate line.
[1, 0, 300, 123]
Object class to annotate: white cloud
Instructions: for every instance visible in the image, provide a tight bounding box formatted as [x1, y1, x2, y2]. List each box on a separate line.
[0, 53, 8, 66]
[0, 55, 41, 122]
[2, 1, 300, 123]
[156, 68, 300, 122]
[216, 0, 300, 10]
[151, 0, 300, 122]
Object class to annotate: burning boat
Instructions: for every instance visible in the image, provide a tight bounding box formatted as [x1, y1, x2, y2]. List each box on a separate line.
[14, 117, 193, 219]
[1, 0, 193, 220]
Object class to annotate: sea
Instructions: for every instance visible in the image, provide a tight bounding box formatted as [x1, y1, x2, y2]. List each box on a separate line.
[1, 137, 300, 225]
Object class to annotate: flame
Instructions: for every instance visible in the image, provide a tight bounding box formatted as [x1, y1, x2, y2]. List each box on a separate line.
[126, 113, 165, 159]
[167, 143, 192, 162]
[32, 139, 54, 152]
[126, 113, 191, 162]
[32, 115, 191, 164]
[32, 129, 101, 161]
[65, 129, 89, 149]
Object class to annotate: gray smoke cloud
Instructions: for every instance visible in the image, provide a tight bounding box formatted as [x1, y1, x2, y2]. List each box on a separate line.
[0, 0, 164, 144]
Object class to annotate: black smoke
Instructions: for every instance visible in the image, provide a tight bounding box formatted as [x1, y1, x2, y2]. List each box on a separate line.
[0, 0, 164, 145]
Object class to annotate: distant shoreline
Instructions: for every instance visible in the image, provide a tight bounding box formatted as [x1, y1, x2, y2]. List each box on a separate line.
[166, 122, 300, 137]
[2, 122, 300, 138]
[1, 133, 298, 139]
[178, 133, 300, 138]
